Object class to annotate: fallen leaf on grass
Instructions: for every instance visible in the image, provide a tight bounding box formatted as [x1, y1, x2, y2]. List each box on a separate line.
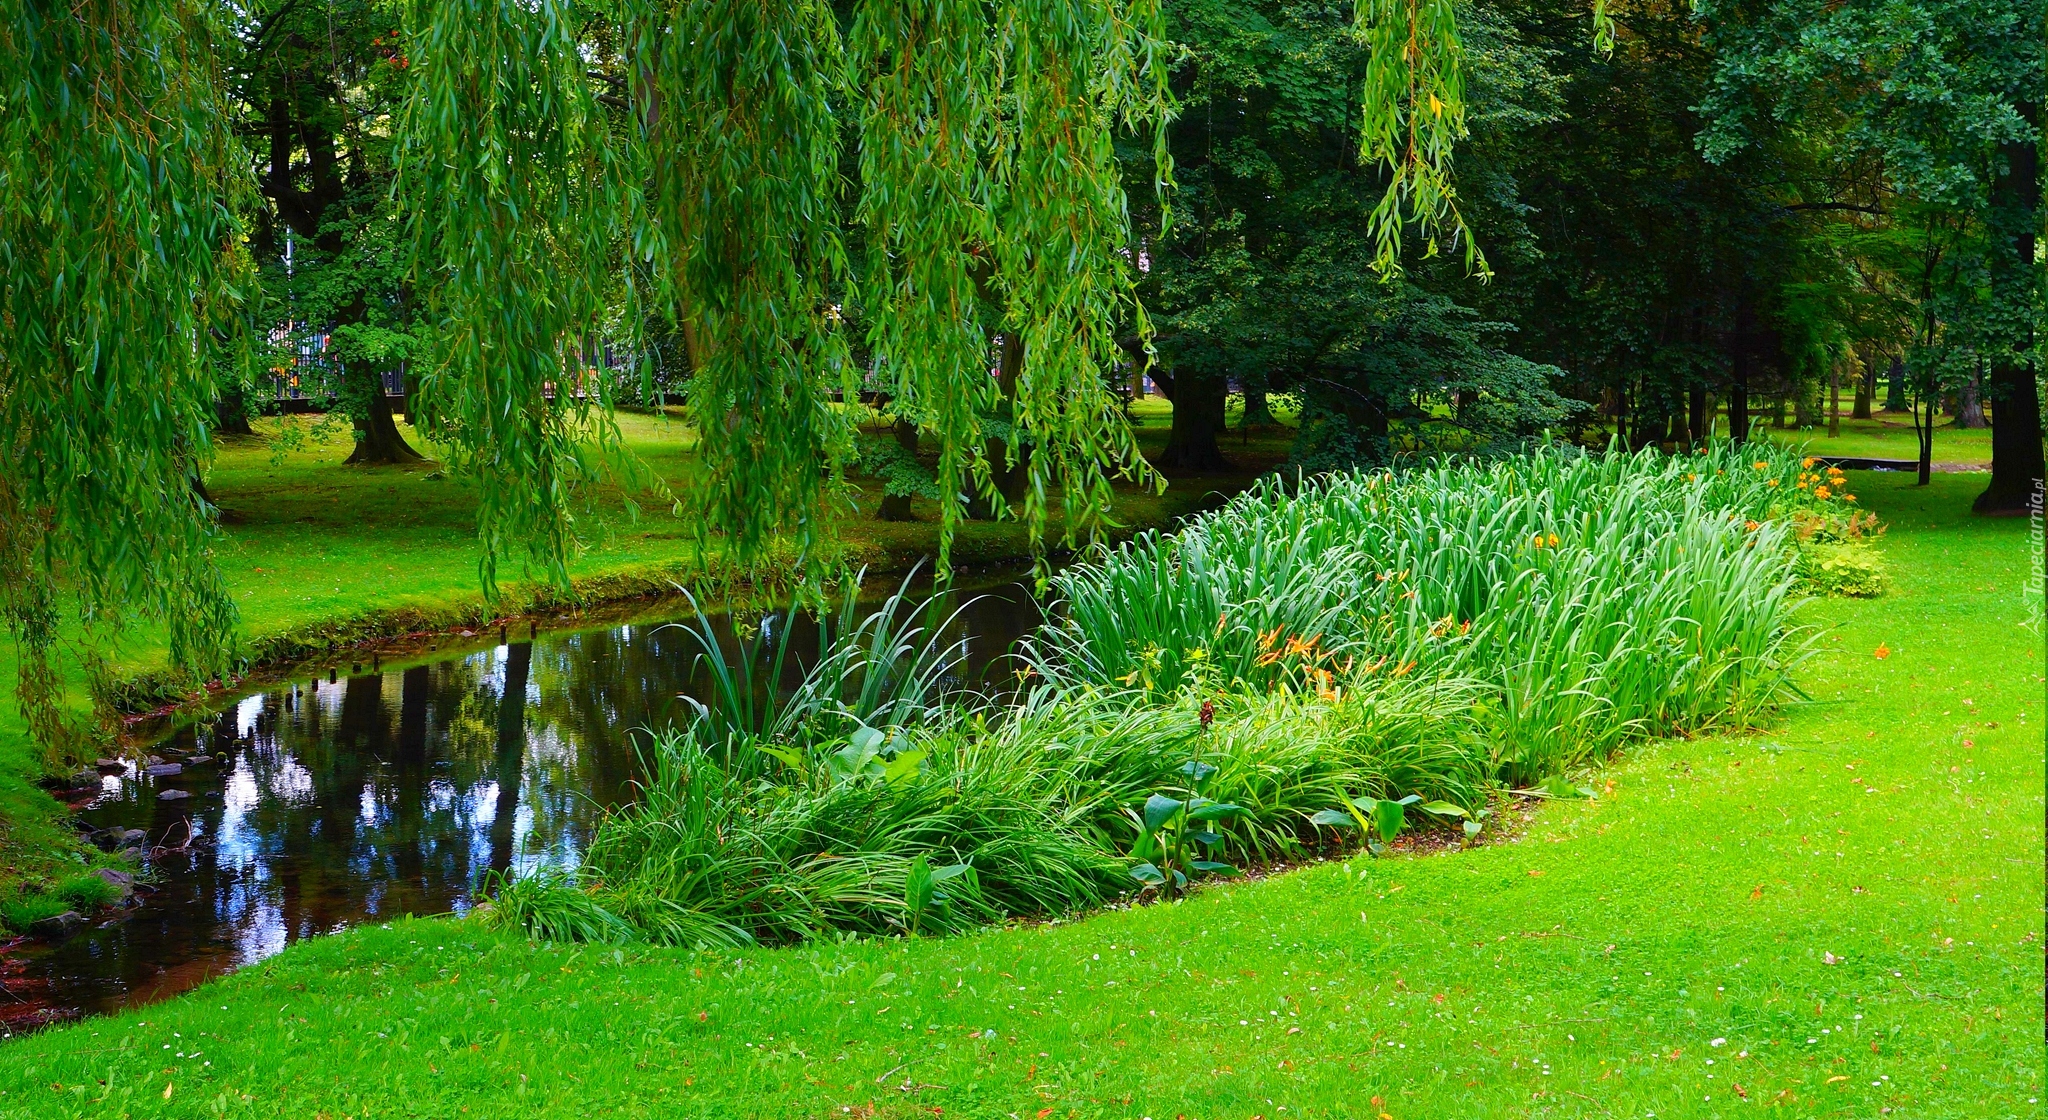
[1873, 644, 1890, 659]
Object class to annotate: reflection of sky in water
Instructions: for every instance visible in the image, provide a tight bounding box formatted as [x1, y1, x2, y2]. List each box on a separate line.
[11, 582, 1040, 1023]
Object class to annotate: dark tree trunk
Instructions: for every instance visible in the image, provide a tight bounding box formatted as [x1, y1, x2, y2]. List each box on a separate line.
[1687, 385, 1708, 446]
[1154, 370, 1231, 471]
[968, 333, 1029, 520]
[489, 642, 532, 876]
[1851, 351, 1874, 420]
[876, 417, 921, 522]
[1728, 365, 1750, 446]
[1828, 362, 1841, 438]
[1240, 384, 1275, 428]
[1956, 365, 1988, 429]
[1883, 357, 1907, 412]
[1975, 103, 2046, 513]
[215, 390, 255, 436]
[345, 366, 427, 465]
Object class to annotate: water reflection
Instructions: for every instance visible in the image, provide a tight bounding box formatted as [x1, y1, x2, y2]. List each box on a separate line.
[4, 580, 1040, 1023]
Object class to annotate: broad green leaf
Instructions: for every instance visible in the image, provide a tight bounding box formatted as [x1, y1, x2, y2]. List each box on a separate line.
[1142, 794, 1185, 833]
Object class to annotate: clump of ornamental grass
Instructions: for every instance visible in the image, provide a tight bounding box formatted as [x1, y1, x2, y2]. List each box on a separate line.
[479, 673, 1491, 946]
[1029, 441, 1825, 783]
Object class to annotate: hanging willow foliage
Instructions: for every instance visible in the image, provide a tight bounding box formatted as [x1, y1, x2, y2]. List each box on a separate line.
[848, 0, 1000, 567]
[0, 0, 249, 760]
[395, 0, 640, 596]
[1356, 0, 1614, 279]
[396, 0, 1179, 578]
[630, 0, 854, 564]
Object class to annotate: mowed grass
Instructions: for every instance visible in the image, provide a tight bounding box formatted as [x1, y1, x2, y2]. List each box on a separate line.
[1750, 411, 1994, 466]
[0, 471, 2036, 1118]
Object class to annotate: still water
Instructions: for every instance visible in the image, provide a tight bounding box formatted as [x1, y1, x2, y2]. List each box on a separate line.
[3, 581, 1041, 1027]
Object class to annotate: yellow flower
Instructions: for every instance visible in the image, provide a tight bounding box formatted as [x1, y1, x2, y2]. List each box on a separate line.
[1685, 472, 1697, 482]
[1549, 533, 1560, 547]
[1532, 533, 1544, 547]
[1767, 478, 1780, 487]
[1844, 494, 1857, 502]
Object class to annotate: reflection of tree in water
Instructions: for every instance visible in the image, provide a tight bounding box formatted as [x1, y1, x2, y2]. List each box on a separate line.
[35, 584, 1045, 1017]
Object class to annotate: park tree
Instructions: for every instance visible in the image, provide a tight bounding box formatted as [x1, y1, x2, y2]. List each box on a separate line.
[1695, 0, 2045, 511]
[1137, 0, 1579, 473]
[232, 0, 428, 466]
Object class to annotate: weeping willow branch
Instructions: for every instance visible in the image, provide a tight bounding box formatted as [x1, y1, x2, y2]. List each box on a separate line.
[632, 0, 854, 567]
[0, 0, 249, 762]
[1354, 0, 1613, 279]
[396, 0, 642, 598]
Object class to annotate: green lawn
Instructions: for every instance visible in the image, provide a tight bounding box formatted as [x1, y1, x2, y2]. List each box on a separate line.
[1751, 411, 1994, 465]
[0, 471, 2036, 1118]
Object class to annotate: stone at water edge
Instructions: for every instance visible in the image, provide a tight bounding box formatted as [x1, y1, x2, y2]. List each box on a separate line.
[30, 911, 83, 939]
[95, 758, 125, 773]
[143, 763, 183, 779]
[90, 868, 137, 905]
[158, 789, 191, 802]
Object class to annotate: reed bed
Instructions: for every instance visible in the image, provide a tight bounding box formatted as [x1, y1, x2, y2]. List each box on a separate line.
[484, 443, 1833, 945]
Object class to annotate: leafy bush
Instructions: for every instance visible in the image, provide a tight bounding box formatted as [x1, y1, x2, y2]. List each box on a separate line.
[1796, 540, 1887, 597]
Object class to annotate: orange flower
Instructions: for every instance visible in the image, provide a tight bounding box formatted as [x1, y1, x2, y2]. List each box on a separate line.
[1814, 486, 1830, 499]
[1767, 478, 1780, 487]
[1844, 494, 1857, 502]
[1874, 644, 1890, 660]
[1744, 520, 1760, 531]
[1801, 456, 1816, 468]
[1548, 533, 1560, 547]
[1753, 461, 1769, 470]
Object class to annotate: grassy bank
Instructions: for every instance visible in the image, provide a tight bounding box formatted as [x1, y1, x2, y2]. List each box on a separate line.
[0, 471, 2036, 1118]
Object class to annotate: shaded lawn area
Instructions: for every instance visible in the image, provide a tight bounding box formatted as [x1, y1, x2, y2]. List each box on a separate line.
[0, 471, 2037, 1118]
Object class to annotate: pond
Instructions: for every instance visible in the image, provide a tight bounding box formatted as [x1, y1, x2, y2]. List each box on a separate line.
[4, 577, 1043, 1028]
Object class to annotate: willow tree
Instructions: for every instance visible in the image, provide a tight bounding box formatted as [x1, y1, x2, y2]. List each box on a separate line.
[394, 0, 1556, 580]
[5, 0, 1569, 758]
[1, 0, 249, 760]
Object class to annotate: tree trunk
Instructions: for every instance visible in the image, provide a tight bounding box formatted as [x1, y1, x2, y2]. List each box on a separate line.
[968, 332, 1029, 520]
[1851, 350, 1874, 420]
[1728, 359, 1751, 445]
[1240, 384, 1275, 428]
[1154, 370, 1231, 471]
[876, 417, 921, 522]
[1956, 364, 1988, 429]
[1974, 102, 2044, 515]
[1828, 360, 1841, 438]
[1687, 385, 1708, 446]
[215, 388, 255, 436]
[1883, 357, 1907, 412]
[344, 366, 427, 465]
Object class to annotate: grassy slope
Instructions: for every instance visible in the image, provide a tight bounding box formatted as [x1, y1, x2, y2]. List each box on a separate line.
[0, 401, 1288, 892]
[0, 471, 2037, 1118]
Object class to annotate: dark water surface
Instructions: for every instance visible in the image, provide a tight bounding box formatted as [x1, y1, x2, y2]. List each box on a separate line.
[3, 580, 1042, 1027]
